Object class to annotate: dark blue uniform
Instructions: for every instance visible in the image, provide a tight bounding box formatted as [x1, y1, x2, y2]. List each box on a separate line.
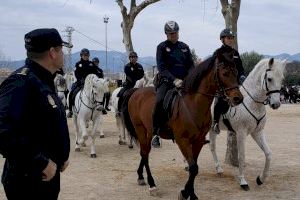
[68, 59, 104, 111]
[152, 40, 194, 133]
[117, 62, 144, 111]
[0, 59, 70, 199]
[212, 44, 246, 128]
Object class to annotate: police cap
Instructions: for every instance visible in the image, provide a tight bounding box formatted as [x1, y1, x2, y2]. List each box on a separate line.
[24, 28, 73, 53]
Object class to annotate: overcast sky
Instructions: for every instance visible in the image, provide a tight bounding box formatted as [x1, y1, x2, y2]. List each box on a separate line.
[0, 0, 299, 61]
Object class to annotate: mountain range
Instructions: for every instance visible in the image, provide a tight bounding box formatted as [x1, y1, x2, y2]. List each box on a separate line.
[1, 50, 300, 72]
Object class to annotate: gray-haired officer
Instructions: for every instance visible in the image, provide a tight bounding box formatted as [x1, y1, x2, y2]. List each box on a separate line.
[151, 21, 194, 148]
[0, 28, 71, 199]
[211, 28, 246, 133]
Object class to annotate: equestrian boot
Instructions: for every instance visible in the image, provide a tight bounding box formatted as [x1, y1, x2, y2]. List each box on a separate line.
[151, 105, 162, 148]
[104, 92, 111, 111]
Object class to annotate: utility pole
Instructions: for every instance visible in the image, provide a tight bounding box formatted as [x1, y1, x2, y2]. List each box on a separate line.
[103, 15, 109, 74]
[64, 26, 75, 73]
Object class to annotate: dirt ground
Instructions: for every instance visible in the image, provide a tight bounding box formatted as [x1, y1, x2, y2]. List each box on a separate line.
[0, 104, 299, 200]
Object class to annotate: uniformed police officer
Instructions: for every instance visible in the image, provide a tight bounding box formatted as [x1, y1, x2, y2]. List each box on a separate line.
[67, 48, 104, 117]
[0, 28, 71, 200]
[117, 52, 144, 111]
[92, 57, 111, 112]
[211, 28, 246, 133]
[151, 21, 194, 148]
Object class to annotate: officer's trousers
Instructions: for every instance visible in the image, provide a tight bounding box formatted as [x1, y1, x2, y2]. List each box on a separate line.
[2, 170, 60, 200]
[152, 82, 173, 134]
[213, 97, 230, 123]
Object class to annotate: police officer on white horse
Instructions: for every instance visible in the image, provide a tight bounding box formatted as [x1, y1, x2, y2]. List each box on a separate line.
[67, 48, 105, 117]
[211, 28, 246, 133]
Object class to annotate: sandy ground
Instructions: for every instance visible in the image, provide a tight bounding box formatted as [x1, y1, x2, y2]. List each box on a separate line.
[0, 104, 299, 200]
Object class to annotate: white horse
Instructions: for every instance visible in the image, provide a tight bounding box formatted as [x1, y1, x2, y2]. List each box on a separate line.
[111, 73, 154, 148]
[54, 74, 67, 108]
[72, 74, 109, 158]
[209, 58, 286, 190]
[64, 71, 76, 92]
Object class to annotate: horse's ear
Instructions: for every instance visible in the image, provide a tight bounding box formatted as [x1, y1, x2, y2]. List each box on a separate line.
[268, 58, 274, 67]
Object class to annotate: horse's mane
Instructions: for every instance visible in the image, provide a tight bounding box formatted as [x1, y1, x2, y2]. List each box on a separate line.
[183, 56, 214, 93]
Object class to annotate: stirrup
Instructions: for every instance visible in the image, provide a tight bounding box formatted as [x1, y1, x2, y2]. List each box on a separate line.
[151, 135, 161, 148]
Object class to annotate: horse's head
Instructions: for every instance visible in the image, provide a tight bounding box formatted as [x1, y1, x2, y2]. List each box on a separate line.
[259, 58, 286, 109]
[215, 48, 243, 106]
[85, 74, 109, 104]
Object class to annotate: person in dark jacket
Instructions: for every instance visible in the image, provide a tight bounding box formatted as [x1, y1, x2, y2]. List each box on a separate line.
[117, 51, 144, 111]
[0, 28, 71, 200]
[92, 57, 111, 112]
[151, 21, 194, 148]
[212, 28, 246, 133]
[67, 48, 104, 117]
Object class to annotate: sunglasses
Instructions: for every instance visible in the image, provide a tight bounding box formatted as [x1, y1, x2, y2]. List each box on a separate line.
[129, 56, 137, 58]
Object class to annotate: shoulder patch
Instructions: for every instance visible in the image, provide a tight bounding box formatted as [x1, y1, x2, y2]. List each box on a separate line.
[17, 68, 29, 75]
[166, 47, 171, 52]
[181, 48, 188, 53]
[79, 64, 82, 67]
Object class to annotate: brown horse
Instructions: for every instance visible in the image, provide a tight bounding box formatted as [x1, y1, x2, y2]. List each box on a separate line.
[122, 47, 244, 199]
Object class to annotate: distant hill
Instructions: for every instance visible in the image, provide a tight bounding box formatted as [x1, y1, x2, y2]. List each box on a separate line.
[0, 50, 156, 73]
[263, 53, 300, 62]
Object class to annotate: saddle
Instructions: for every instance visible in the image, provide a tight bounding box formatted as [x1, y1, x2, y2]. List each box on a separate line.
[163, 88, 179, 119]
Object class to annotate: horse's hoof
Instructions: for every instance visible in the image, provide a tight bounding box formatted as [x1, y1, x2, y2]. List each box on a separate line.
[178, 191, 188, 200]
[90, 154, 97, 158]
[128, 144, 133, 149]
[149, 186, 158, 196]
[240, 184, 250, 191]
[184, 166, 189, 171]
[256, 176, 263, 185]
[190, 193, 199, 200]
[81, 143, 86, 147]
[118, 140, 127, 145]
[75, 147, 80, 152]
[137, 178, 146, 185]
[100, 135, 105, 138]
[82, 135, 88, 140]
[217, 172, 224, 177]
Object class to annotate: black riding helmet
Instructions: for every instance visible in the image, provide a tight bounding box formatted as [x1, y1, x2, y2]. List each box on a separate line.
[92, 57, 99, 63]
[80, 48, 90, 56]
[129, 51, 138, 58]
[220, 28, 235, 39]
[164, 21, 179, 34]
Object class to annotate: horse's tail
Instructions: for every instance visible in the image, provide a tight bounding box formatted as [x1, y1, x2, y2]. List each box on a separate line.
[121, 88, 139, 141]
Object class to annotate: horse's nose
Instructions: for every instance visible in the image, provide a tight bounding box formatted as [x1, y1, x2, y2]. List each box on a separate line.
[233, 96, 243, 105]
[270, 102, 280, 109]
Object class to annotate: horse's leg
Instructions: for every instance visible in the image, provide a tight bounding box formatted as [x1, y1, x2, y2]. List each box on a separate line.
[116, 114, 126, 145]
[209, 130, 224, 175]
[90, 116, 101, 158]
[177, 137, 202, 200]
[73, 116, 81, 152]
[78, 117, 88, 143]
[251, 130, 272, 185]
[236, 132, 249, 191]
[97, 115, 105, 138]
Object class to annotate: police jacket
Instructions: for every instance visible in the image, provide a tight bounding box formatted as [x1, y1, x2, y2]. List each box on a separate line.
[215, 45, 245, 80]
[124, 62, 144, 88]
[0, 59, 70, 180]
[156, 40, 194, 82]
[74, 59, 103, 83]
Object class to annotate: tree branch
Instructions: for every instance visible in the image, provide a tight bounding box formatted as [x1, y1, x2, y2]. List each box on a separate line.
[116, 0, 127, 18]
[220, 0, 229, 17]
[131, 0, 161, 19]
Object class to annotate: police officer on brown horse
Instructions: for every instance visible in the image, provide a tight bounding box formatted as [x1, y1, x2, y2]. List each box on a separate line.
[117, 52, 144, 111]
[67, 48, 104, 117]
[151, 21, 194, 148]
[211, 28, 246, 133]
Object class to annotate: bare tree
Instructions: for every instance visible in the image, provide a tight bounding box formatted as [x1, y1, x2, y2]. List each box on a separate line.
[220, 0, 241, 50]
[116, 0, 161, 54]
[220, 0, 241, 167]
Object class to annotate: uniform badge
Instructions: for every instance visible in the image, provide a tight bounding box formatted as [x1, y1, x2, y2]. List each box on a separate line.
[166, 47, 171, 52]
[17, 68, 29, 75]
[47, 95, 57, 108]
[89, 63, 93, 66]
[131, 67, 134, 71]
[79, 64, 82, 67]
[181, 48, 188, 53]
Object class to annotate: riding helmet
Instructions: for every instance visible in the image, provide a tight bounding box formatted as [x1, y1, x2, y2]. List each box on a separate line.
[220, 28, 235, 39]
[164, 21, 179, 34]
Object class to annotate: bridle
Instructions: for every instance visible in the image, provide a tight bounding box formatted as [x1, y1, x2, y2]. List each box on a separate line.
[242, 68, 280, 105]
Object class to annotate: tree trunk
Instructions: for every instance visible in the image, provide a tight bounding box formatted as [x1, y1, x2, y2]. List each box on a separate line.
[116, 0, 161, 55]
[220, 0, 241, 50]
[224, 131, 239, 167]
